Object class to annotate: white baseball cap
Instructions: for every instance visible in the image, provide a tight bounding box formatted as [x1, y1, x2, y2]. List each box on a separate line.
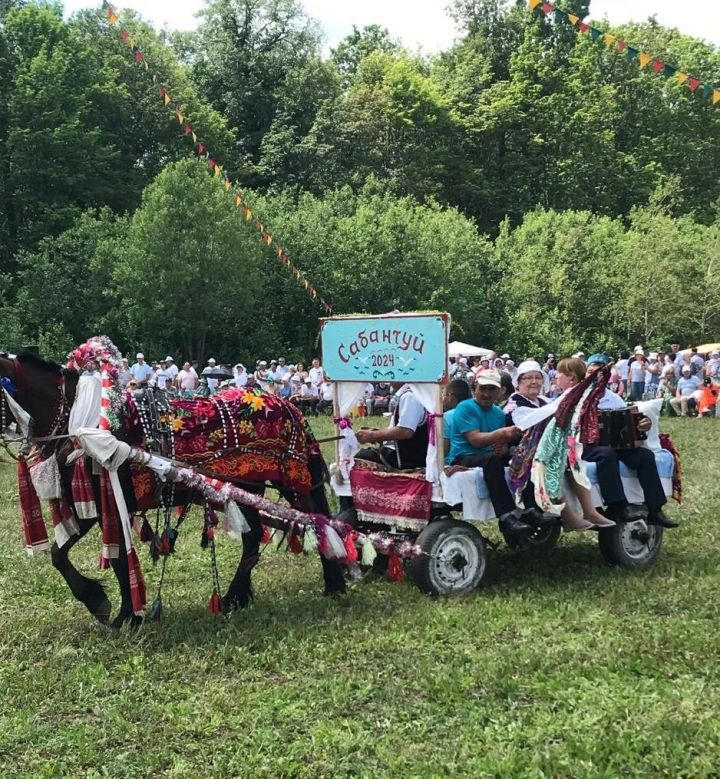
[165, 356, 174, 362]
[475, 369, 502, 388]
[136, 352, 144, 359]
[208, 358, 216, 365]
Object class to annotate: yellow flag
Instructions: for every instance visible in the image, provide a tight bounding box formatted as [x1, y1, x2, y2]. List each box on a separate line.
[224, 178, 231, 191]
[677, 72, 688, 85]
[177, 112, 184, 124]
[603, 34, 615, 48]
[245, 209, 252, 221]
[639, 53, 651, 69]
[265, 234, 272, 245]
[235, 194, 242, 206]
[567, 14, 579, 26]
[214, 165, 221, 177]
[128, 36, 136, 48]
[163, 93, 171, 106]
[714, 89, 720, 105]
[528, 0, 542, 9]
[192, 132, 197, 143]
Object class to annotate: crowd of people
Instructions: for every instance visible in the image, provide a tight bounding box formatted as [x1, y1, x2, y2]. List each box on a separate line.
[121, 352, 396, 417]
[449, 341, 720, 418]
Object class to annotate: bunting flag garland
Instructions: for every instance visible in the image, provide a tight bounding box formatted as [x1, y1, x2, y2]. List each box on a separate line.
[101, 1, 333, 315]
[529, 0, 720, 107]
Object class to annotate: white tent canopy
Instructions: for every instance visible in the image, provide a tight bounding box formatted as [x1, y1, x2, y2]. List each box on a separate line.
[448, 341, 493, 358]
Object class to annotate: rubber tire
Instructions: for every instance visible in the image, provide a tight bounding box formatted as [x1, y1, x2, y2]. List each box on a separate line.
[408, 519, 487, 596]
[598, 522, 664, 567]
[502, 523, 562, 552]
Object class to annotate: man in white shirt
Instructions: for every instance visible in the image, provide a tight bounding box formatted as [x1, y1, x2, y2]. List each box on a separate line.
[150, 359, 172, 390]
[274, 357, 289, 381]
[355, 384, 428, 469]
[164, 356, 179, 382]
[308, 357, 324, 387]
[130, 352, 153, 386]
[201, 358, 219, 393]
[582, 354, 676, 528]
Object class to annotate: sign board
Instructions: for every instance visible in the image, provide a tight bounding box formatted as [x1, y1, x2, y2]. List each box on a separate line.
[320, 313, 450, 383]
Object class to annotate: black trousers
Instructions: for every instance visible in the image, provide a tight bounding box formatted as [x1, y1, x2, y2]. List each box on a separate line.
[355, 446, 400, 470]
[452, 452, 515, 517]
[582, 445, 666, 510]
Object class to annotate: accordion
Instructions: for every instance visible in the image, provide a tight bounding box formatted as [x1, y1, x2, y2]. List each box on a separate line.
[598, 406, 647, 449]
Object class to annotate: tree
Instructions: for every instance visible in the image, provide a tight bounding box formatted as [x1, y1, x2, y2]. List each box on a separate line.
[109, 158, 266, 361]
[331, 24, 399, 87]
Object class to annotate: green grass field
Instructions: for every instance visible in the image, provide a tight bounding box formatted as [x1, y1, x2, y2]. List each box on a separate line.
[1, 417, 719, 777]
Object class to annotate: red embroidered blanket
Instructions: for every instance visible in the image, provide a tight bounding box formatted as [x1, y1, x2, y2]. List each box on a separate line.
[350, 468, 432, 530]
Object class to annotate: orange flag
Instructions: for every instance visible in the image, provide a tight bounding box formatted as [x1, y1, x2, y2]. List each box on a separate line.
[639, 53, 651, 69]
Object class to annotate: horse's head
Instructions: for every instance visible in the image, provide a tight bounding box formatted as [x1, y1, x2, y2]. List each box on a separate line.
[0, 353, 78, 441]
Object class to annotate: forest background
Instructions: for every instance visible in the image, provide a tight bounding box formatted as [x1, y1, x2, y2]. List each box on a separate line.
[1, 0, 719, 364]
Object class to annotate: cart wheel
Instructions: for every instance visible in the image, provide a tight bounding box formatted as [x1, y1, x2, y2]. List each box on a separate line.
[409, 519, 487, 595]
[502, 522, 562, 552]
[598, 521, 663, 567]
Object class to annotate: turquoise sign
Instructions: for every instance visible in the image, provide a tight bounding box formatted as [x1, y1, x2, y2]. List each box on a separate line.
[320, 314, 449, 383]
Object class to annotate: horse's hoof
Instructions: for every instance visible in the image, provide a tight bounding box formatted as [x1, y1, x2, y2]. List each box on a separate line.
[323, 587, 347, 598]
[93, 597, 112, 625]
[110, 611, 143, 631]
[221, 594, 251, 614]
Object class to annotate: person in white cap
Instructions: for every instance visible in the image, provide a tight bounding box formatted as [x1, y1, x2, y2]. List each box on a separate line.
[504, 360, 547, 420]
[445, 369, 532, 535]
[164, 355, 178, 381]
[130, 352, 153, 386]
[628, 347, 647, 401]
[707, 350, 720, 378]
[201, 358, 219, 394]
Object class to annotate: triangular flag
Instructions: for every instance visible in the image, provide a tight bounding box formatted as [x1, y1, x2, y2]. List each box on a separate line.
[567, 13, 579, 25]
[714, 89, 720, 105]
[553, 8, 566, 23]
[528, 0, 542, 9]
[134, 51, 143, 63]
[677, 72, 688, 85]
[689, 77, 700, 92]
[639, 53, 651, 69]
[578, 21, 589, 33]
[265, 233, 272, 246]
[128, 36, 136, 48]
[703, 84, 713, 99]
[662, 64, 677, 78]
[196, 142, 205, 155]
[214, 164, 221, 177]
[224, 178, 231, 191]
[183, 123, 192, 135]
[191, 132, 197, 143]
[627, 46, 639, 61]
[617, 39, 627, 52]
[652, 59, 664, 73]
[163, 93, 171, 106]
[234, 194, 242, 206]
[541, 2, 553, 13]
[208, 159, 216, 170]
[177, 112, 184, 124]
[590, 27, 602, 43]
[143, 59, 148, 71]
[121, 30, 129, 41]
[245, 209, 252, 221]
[603, 34, 615, 48]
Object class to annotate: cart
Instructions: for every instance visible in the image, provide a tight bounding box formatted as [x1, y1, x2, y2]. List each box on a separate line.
[322, 312, 673, 596]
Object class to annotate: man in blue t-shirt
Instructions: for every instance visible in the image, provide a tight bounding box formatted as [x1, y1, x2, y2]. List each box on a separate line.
[129, 352, 153, 386]
[447, 369, 530, 535]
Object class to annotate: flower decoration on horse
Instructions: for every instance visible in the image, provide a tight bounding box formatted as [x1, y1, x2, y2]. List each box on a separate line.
[67, 335, 125, 430]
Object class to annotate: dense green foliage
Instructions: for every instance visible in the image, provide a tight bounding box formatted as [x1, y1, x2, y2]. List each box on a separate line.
[1, 416, 720, 777]
[1, 0, 719, 361]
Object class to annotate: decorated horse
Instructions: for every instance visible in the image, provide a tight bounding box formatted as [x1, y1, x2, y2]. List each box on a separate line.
[0, 337, 346, 628]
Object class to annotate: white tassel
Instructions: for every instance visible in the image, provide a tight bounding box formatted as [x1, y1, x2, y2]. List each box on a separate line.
[323, 526, 347, 560]
[303, 526, 318, 553]
[361, 538, 377, 567]
[224, 501, 250, 539]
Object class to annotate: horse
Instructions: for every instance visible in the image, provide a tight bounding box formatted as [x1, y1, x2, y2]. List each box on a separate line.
[0, 351, 346, 628]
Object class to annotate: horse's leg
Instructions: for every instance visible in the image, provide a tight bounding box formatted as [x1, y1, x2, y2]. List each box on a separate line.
[307, 457, 346, 596]
[222, 503, 262, 614]
[50, 518, 112, 624]
[107, 541, 143, 630]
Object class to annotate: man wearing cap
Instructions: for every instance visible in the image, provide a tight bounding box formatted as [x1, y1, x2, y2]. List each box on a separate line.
[446, 369, 531, 535]
[164, 356, 178, 382]
[583, 354, 677, 528]
[201, 358, 219, 394]
[130, 352, 153, 387]
[355, 383, 429, 470]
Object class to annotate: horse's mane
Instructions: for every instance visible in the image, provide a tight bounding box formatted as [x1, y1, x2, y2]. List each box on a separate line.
[17, 351, 63, 374]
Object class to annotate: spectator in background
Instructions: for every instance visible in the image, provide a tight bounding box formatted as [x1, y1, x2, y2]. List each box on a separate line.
[629, 347, 647, 401]
[201, 358, 219, 394]
[118, 358, 132, 389]
[130, 352, 153, 387]
[275, 357, 289, 381]
[176, 361, 198, 393]
[317, 380, 334, 414]
[442, 378, 472, 457]
[308, 357, 324, 387]
[454, 357, 474, 384]
[671, 365, 702, 416]
[707, 350, 720, 378]
[233, 363, 248, 387]
[150, 359, 172, 390]
[164, 356, 179, 382]
[690, 347, 705, 375]
[373, 381, 393, 414]
[615, 351, 630, 397]
[294, 362, 309, 384]
[645, 353, 661, 398]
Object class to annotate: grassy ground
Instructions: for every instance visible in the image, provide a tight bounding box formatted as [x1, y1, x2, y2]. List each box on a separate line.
[1, 417, 719, 777]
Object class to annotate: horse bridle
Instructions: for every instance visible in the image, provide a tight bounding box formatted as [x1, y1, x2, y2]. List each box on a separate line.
[0, 360, 72, 459]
